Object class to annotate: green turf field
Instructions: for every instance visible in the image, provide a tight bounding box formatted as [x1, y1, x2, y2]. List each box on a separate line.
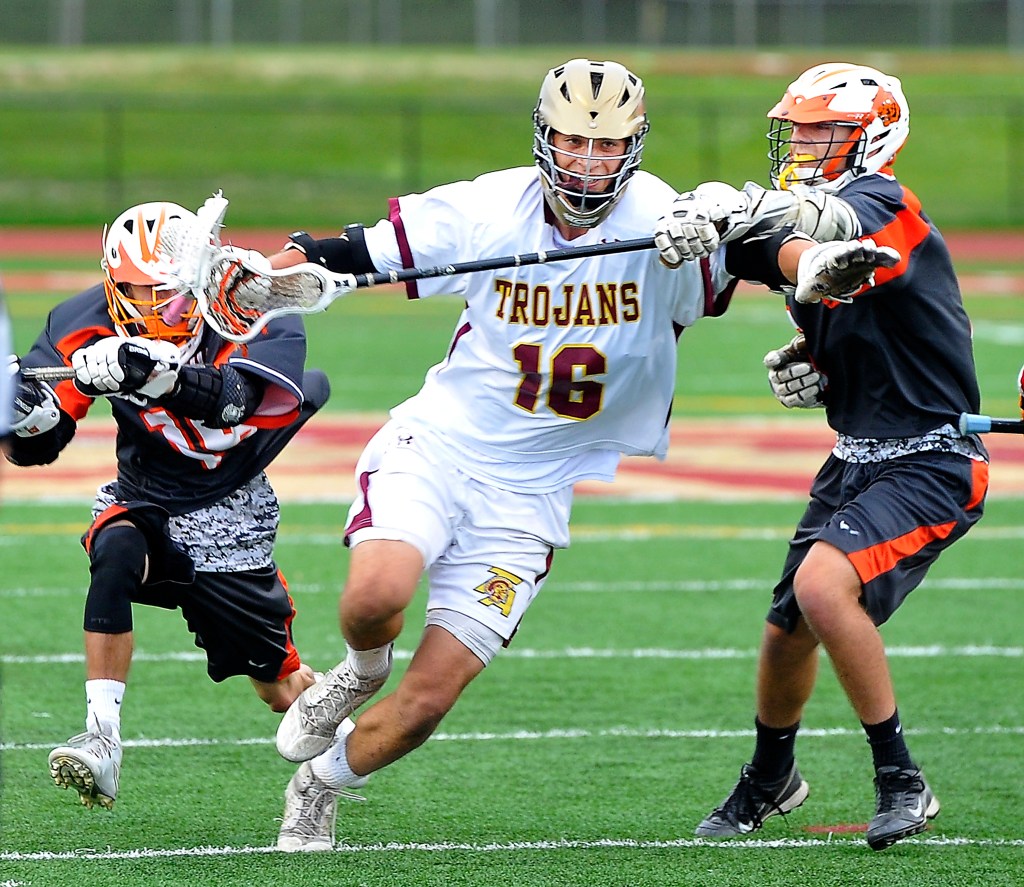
[1, 251, 1023, 884]
[2, 497, 1022, 885]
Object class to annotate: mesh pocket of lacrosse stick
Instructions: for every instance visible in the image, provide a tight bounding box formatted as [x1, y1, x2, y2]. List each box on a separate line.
[199, 256, 357, 343]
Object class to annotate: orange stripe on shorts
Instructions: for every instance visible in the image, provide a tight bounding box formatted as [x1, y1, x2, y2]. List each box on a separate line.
[848, 521, 957, 584]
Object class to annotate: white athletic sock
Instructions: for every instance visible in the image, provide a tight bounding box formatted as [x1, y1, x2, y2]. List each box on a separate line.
[346, 643, 391, 679]
[311, 721, 364, 790]
[85, 679, 125, 739]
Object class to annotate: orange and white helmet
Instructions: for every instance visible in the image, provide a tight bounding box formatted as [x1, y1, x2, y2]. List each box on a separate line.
[767, 62, 910, 192]
[101, 201, 203, 349]
[533, 58, 648, 228]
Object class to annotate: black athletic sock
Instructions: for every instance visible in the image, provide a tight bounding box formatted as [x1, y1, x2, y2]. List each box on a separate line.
[862, 709, 915, 771]
[750, 717, 799, 783]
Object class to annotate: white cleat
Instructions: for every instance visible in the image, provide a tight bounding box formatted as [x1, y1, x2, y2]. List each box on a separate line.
[276, 650, 391, 763]
[48, 716, 122, 810]
[276, 761, 339, 852]
[276, 719, 368, 852]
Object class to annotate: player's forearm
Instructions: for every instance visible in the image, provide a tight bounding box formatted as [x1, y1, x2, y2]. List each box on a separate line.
[777, 234, 816, 284]
[271, 226, 376, 275]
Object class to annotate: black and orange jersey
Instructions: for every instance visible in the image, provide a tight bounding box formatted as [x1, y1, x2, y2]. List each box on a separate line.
[728, 174, 980, 439]
[12, 284, 328, 514]
[792, 175, 980, 438]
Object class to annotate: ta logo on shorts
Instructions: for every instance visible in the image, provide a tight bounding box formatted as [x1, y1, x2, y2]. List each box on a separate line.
[474, 567, 524, 617]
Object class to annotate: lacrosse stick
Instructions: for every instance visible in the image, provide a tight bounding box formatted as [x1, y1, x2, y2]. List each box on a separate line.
[195, 236, 658, 344]
[169, 194, 657, 343]
[20, 366, 75, 382]
[959, 412, 1024, 435]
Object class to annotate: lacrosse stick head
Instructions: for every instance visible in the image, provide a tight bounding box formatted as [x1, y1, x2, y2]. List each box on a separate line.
[197, 254, 358, 344]
[154, 191, 232, 339]
[101, 201, 204, 347]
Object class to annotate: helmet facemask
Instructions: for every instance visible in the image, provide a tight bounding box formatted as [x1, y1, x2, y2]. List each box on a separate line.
[101, 202, 204, 358]
[768, 119, 864, 190]
[533, 59, 648, 229]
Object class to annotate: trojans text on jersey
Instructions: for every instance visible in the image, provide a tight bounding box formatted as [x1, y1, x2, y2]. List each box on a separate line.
[494, 279, 640, 327]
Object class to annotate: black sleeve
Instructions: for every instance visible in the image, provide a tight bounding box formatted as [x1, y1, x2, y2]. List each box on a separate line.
[286, 224, 376, 274]
[724, 224, 801, 291]
[5, 411, 77, 466]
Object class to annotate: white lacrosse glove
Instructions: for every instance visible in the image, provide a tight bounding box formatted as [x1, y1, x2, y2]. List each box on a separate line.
[794, 238, 900, 305]
[222, 245, 273, 275]
[72, 336, 181, 399]
[763, 334, 827, 409]
[654, 182, 748, 267]
[7, 356, 62, 436]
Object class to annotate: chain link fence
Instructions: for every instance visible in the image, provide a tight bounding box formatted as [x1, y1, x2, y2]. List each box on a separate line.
[2, 0, 1023, 48]
[1, 92, 1021, 229]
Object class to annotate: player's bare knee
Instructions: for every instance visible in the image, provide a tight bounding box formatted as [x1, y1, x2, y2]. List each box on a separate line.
[341, 579, 410, 629]
[792, 576, 831, 626]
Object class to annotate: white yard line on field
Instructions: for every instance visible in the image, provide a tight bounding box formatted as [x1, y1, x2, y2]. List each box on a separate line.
[3, 834, 1024, 862]
[3, 643, 1022, 666]
[4, 723, 1024, 754]
[6, 575, 1024, 600]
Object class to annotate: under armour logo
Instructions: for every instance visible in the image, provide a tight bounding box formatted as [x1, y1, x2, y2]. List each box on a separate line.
[839, 520, 860, 536]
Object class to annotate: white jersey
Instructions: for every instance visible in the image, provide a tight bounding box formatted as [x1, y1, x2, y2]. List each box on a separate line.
[363, 167, 736, 492]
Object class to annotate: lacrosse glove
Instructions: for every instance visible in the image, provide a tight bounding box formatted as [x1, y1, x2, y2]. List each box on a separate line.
[73, 336, 181, 400]
[763, 334, 827, 409]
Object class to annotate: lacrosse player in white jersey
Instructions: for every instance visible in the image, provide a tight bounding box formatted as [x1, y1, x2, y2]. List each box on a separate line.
[256, 57, 894, 851]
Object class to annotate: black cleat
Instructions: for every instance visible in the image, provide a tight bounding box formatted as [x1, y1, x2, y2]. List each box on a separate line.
[695, 763, 809, 838]
[866, 766, 940, 851]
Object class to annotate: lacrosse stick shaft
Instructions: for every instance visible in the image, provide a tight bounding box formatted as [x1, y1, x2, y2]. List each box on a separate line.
[21, 366, 76, 382]
[958, 412, 1024, 435]
[194, 235, 660, 344]
[351, 237, 657, 287]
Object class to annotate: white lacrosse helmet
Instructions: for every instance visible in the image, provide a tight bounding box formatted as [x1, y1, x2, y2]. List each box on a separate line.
[767, 62, 910, 192]
[102, 201, 203, 347]
[533, 58, 648, 228]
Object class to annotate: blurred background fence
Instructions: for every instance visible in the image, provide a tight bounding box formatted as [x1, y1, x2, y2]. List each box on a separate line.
[2, 89, 1023, 229]
[3, 1, 1024, 229]
[3, 0, 1024, 48]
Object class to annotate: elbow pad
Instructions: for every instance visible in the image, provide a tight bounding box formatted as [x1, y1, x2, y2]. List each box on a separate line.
[285, 224, 375, 274]
[161, 364, 263, 428]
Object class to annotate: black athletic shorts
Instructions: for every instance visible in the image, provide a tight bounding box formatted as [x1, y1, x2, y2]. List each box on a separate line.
[84, 502, 302, 684]
[768, 451, 988, 632]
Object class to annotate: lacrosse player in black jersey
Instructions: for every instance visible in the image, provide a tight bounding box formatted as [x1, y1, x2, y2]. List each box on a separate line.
[5, 201, 329, 812]
[655, 62, 989, 850]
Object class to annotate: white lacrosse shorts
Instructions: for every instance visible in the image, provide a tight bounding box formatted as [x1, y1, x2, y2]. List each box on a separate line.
[345, 421, 573, 652]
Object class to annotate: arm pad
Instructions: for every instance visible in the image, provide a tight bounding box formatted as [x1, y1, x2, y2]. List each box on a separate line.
[160, 364, 263, 428]
[285, 224, 375, 274]
[738, 182, 861, 243]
